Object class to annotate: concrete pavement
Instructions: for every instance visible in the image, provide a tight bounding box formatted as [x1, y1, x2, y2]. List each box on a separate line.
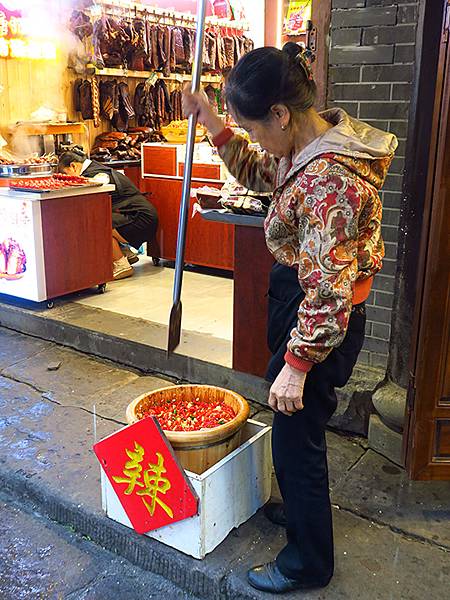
[0, 326, 449, 599]
[0, 493, 200, 600]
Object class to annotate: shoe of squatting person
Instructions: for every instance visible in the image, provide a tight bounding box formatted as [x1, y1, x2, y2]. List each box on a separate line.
[113, 256, 134, 280]
[247, 561, 331, 594]
[122, 246, 139, 265]
[264, 502, 287, 527]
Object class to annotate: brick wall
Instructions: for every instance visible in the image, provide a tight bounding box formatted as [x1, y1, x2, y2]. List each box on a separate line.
[328, 0, 419, 369]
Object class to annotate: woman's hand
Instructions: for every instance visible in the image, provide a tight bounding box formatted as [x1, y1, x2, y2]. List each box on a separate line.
[182, 85, 224, 137]
[269, 363, 306, 416]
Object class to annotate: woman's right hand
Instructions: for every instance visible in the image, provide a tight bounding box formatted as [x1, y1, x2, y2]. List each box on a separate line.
[182, 85, 225, 137]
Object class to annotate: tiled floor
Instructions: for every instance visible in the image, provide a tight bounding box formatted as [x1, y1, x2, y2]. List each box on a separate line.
[75, 256, 234, 363]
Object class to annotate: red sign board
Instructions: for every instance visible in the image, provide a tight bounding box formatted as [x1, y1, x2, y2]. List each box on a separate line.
[93, 417, 198, 534]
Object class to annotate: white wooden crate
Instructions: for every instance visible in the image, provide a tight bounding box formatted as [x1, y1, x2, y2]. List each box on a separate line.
[101, 419, 272, 559]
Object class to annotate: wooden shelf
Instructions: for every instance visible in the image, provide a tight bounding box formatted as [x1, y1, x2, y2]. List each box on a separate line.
[8, 122, 88, 136]
[89, 66, 222, 84]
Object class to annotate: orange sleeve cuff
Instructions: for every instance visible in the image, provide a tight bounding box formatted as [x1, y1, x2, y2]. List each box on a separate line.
[212, 127, 234, 148]
[284, 351, 314, 372]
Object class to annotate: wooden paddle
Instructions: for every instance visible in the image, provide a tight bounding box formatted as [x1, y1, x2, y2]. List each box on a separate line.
[167, 0, 208, 355]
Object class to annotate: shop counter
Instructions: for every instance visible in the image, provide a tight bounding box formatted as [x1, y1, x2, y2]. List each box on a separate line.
[141, 143, 234, 271]
[200, 210, 273, 378]
[0, 185, 115, 303]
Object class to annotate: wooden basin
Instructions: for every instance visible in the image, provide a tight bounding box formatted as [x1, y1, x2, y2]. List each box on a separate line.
[126, 384, 250, 474]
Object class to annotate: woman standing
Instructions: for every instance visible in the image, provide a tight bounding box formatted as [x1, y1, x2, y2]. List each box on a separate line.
[184, 43, 397, 594]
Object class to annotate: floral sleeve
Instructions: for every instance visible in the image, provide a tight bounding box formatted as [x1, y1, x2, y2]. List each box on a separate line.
[283, 172, 369, 369]
[218, 134, 278, 193]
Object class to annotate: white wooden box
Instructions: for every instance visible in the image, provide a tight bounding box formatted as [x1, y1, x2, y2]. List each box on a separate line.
[101, 419, 272, 559]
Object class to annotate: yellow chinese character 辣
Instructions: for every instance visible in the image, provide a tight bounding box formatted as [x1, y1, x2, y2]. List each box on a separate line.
[0, 38, 8, 57]
[112, 441, 145, 494]
[8, 16, 22, 37]
[0, 12, 8, 37]
[137, 452, 173, 519]
[9, 38, 27, 58]
[112, 444, 173, 519]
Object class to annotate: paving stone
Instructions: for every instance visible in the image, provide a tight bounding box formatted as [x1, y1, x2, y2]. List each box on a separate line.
[332, 450, 450, 549]
[2, 334, 450, 600]
[2, 345, 138, 406]
[327, 432, 366, 490]
[86, 374, 174, 422]
[0, 496, 199, 600]
[0, 328, 53, 370]
[225, 509, 450, 600]
[251, 408, 273, 426]
[0, 498, 110, 600]
[368, 414, 403, 465]
[0, 376, 116, 508]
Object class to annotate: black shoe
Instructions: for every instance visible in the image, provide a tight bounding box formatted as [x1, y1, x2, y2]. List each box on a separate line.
[247, 562, 329, 594]
[264, 502, 287, 527]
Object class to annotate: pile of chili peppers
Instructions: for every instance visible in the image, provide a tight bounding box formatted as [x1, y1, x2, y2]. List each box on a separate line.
[136, 397, 236, 432]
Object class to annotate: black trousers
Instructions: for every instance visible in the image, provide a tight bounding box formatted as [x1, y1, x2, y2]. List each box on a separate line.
[266, 263, 366, 584]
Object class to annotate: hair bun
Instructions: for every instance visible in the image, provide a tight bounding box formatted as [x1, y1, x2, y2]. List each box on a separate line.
[282, 42, 302, 60]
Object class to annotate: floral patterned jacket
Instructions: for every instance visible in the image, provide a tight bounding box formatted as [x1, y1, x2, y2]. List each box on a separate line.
[219, 109, 397, 371]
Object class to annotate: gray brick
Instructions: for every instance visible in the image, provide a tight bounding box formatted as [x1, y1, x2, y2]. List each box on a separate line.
[366, 304, 393, 323]
[367, 291, 376, 305]
[383, 241, 398, 259]
[391, 83, 412, 101]
[362, 119, 390, 130]
[329, 100, 359, 117]
[394, 44, 415, 63]
[333, 0, 365, 7]
[332, 28, 362, 46]
[365, 0, 397, 5]
[382, 208, 400, 226]
[372, 322, 391, 340]
[363, 336, 390, 353]
[331, 83, 391, 101]
[373, 273, 395, 292]
[389, 156, 406, 174]
[329, 66, 361, 83]
[398, 4, 419, 24]
[366, 0, 413, 5]
[332, 7, 397, 28]
[381, 224, 399, 243]
[330, 45, 394, 65]
[382, 191, 402, 208]
[384, 173, 404, 192]
[357, 350, 370, 365]
[359, 101, 409, 119]
[362, 63, 414, 82]
[363, 24, 416, 45]
[370, 353, 389, 368]
[380, 258, 397, 276]
[388, 120, 408, 137]
[375, 290, 394, 308]
[365, 321, 373, 336]
[396, 139, 406, 155]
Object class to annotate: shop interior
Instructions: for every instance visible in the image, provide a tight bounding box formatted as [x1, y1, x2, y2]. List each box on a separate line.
[0, 0, 323, 377]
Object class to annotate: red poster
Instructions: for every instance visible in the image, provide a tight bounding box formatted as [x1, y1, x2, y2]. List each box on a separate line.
[94, 417, 198, 534]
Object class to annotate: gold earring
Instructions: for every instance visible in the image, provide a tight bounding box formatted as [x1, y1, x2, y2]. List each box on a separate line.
[281, 125, 287, 131]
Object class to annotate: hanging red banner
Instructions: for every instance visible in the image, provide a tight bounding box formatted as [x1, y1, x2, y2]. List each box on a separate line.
[93, 416, 198, 534]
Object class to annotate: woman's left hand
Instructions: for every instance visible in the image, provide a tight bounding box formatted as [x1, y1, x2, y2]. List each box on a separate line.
[269, 364, 307, 416]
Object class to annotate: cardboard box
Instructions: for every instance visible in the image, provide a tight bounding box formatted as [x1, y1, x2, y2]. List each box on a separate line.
[101, 419, 272, 559]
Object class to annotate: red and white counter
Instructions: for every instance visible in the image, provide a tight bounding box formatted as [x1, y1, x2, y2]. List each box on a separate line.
[0, 184, 115, 303]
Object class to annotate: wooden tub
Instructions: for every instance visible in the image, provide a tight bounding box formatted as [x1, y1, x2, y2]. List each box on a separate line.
[126, 384, 250, 474]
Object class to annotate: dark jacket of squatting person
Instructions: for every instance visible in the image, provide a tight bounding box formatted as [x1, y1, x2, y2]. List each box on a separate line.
[58, 149, 158, 280]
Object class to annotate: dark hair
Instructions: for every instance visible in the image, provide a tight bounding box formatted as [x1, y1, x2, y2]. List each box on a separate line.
[225, 42, 316, 121]
[58, 147, 87, 171]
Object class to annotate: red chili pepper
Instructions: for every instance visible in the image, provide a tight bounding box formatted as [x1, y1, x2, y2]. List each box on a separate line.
[136, 397, 236, 431]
